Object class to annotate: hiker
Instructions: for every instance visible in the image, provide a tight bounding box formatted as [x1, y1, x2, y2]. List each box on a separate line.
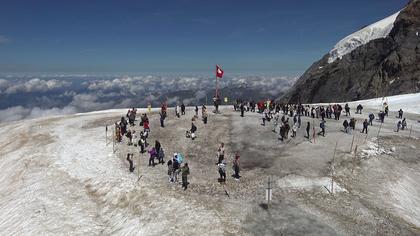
[232, 153, 240, 179]
[291, 123, 298, 138]
[167, 159, 173, 182]
[240, 102, 245, 117]
[148, 147, 157, 166]
[218, 161, 227, 182]
[126, 153, 135, 172]
[343, 120, 349, 133]
[396, 120, 402, 132]
[397, 109, 403, 119]
[356, 104, 363, 114]
[272, 113, 279, 132]
[368, 113, 375, 125]
[195, 106, 199, 116]
[305, 121, 310, 138]
[157, 147, 165, 164]
[385, 105, 389, 116]
[138, 132, 146, 153]
[172, 154, 181, 182]
[126, 130, 133, 145]
[155, 140, 161, 153]
[279, 123, 286, 141]
[361, 119, 368, 134]
[217, 143, 225, 164]
[379, 111, 385, 123]
[143, 119, 150, 133]
[297, 114, 301, 128]
[160, 111, 166, 127]
[190, 122, 197, 140]
[318, 120, 325, 137]
[349, 118, 355, 134]
[181, 103, 186, 115]
[202, 108, 208, 124]
[345, 103, 350, 116]
[175, 104, 180, 118]
[181, 163, 190, 190]
[401, 118, 407, 130]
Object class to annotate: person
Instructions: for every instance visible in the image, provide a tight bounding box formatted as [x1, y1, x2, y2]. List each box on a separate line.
[345, 103, 350, 116]
[157, 148, 165, 164]
[218, 161, 227, 182]
[181, 103, 186, 115]
[126, 153, 135, 172]
[272, 113, 279, 132]
[160, 111, 166, 127]
[361, 119, 368, 134]
[385, 105, 389, 117]
[368, 113, 375, 126]
[396, 120, 402, 132]
[155, 140, 161, 153]
[126, 130, 133, 145]
[356, 104, 363, 114]
[148, 147, 157, 166]
[172, 155, 180, 182]
[349, 118, 355, 134]
[181, 163, 190, 190]
[217, 143, 225, 164]
[232, 153, 240, 179]
[138, 132, 146, 153]
[167, 159, 174, 182]
[401, 118, 407, 130]
[143, 119, 150, 133]
[305, 121, 310, 138]
[202, 108, 208, 124]
[195, 106, 199, 116]
[318, 120, 325, 137]
[240, 102, 245, 117]
[175, 104, 180, 118]
[190, 122, 197, 140]
[291, 123, 298, 138]
[398, 109, 403, 119]
[343, 119, 349, 133]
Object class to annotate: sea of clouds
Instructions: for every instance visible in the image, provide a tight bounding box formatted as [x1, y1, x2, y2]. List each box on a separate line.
[0, 74, 297, 122]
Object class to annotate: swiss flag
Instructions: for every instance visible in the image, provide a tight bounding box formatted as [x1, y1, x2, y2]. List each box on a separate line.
[216, 65, 224, 78]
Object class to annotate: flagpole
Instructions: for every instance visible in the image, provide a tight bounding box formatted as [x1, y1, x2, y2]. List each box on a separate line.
[215, 65, 218, 98]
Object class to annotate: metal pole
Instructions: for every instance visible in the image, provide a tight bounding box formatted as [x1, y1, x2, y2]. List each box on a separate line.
[409, 125, 413, 138]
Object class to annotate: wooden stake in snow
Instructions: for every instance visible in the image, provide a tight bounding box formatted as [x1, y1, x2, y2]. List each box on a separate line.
[137, 153, 140, 181]
[377, 122, 383, 146]
[331, 141, 338, 194]
[409, 125, 413, 138]
[113, 126, 115, 154]
[352, 145, 358, 174]
[105, 125, 108, 146]
[350, 135, 355, 153]
[312, 120, 316, 144]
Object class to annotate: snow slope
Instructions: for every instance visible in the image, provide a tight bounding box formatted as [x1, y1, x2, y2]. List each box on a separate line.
[328, 11, 400, 63]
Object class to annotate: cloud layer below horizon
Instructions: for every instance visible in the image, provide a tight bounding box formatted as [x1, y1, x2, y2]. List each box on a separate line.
[0, 75, 297, 122]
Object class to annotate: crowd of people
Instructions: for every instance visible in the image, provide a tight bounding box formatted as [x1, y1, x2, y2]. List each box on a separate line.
[112, 98, 411, 192]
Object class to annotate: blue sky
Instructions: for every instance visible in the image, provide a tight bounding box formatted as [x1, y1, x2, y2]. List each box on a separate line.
[0, 0, 408, 74]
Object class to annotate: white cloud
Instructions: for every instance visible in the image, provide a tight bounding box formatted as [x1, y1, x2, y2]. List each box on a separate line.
[0, 106, 77, 123]
[4, 78, 71, 94]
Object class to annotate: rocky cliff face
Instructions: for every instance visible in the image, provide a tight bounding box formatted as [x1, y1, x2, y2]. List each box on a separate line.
[283, 0, 420, 103]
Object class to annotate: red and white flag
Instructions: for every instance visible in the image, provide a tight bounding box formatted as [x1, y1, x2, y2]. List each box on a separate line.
[216, 65, 224, 78]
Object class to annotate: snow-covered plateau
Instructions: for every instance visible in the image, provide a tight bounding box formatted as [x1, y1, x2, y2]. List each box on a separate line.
[1, 92, 420, 235]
